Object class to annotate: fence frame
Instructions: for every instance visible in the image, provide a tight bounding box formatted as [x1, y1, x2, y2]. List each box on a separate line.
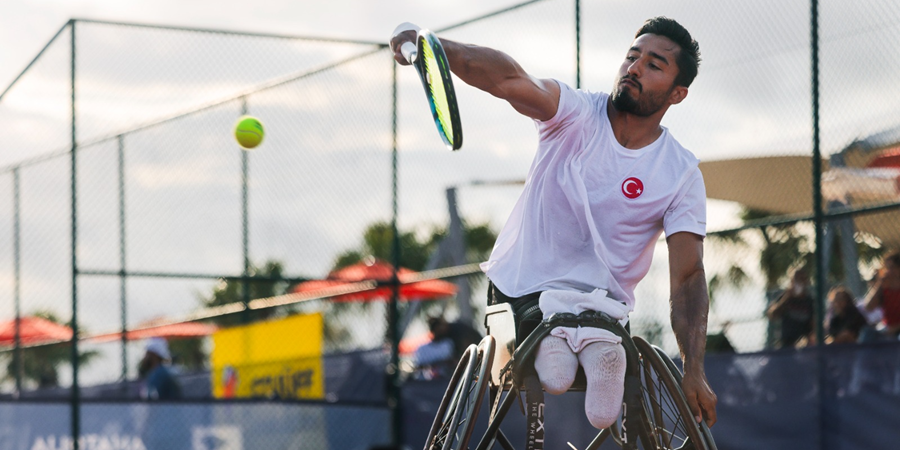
[0, 1, 898, 449]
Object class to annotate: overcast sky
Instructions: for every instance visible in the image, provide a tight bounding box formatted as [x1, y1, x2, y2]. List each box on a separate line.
[0, 0, 526, 91]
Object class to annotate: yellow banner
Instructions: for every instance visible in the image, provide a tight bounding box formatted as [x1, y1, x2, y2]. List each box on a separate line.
[211, 313, 323, 399]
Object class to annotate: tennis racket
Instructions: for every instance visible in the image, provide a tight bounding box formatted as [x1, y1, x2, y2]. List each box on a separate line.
[398, 29, 463, 151]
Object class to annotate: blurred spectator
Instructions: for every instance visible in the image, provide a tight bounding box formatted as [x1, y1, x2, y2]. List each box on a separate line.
[428, 316, 483, 361]
[138, 337, 182, 400]
[706, 321, 736, 353]
[413, 316, 483, 371]
[767, 268, 815, 348]
[825, 285, 868, 344]
[863, 250, 900, 339]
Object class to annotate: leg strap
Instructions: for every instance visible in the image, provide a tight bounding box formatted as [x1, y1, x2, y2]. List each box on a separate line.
[523, 372, 545, 450]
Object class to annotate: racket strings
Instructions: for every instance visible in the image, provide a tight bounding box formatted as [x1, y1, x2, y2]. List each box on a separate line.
[420, 40, 456, 145]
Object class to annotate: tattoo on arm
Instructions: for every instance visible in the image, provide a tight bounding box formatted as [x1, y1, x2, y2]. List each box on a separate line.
[671, 264, 709, 373]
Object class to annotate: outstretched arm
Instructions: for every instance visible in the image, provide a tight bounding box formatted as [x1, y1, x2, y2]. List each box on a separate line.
[390, 26, 559, 121]
[766, 290, 792, 319]
[864, 276, 884, 312]
[667, 231, 718, 426]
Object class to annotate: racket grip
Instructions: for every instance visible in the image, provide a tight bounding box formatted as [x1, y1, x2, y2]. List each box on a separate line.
[400, 41, 417, 63]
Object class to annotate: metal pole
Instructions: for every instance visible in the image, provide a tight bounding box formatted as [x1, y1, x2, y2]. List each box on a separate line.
[69, 20, 81, 450]
[575, 0, 581, 89]
[13, 168, 22, 395]
[389, 58, 403, 448]
[118, 135, 127, 381]
[240, 99, 251, 324]
[810, 0, 824, 347]
[810, 2, 826, 450]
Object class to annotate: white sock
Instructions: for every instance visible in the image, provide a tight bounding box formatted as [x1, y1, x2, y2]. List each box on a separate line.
[534, 335, 578, 395]
[578, 341, 626, 429]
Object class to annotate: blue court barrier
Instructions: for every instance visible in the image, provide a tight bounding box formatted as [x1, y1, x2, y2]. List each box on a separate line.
[2, 343, 898, 449]
[0, 402, 390, 450]
[402, 341, 900, 450]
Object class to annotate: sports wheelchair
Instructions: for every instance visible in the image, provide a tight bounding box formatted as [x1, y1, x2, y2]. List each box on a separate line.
[422, 301, 717, 450]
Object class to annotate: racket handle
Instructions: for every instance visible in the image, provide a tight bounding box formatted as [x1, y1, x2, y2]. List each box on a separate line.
[400, 41, 417, 63]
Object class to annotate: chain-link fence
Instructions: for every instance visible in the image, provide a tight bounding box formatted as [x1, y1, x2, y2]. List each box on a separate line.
[1, 0, 899, 448]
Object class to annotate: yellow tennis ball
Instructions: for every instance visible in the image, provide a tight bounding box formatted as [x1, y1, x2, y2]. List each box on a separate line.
[234, 115, 264, 149]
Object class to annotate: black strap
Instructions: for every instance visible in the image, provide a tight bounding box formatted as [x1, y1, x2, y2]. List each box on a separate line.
[523, 372, 545, 450]
[620, 373, 643, 450]
[489, 281, 543, 343]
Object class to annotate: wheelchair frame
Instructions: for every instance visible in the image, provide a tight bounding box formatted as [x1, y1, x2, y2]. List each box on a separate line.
[422, 303, 717, 450]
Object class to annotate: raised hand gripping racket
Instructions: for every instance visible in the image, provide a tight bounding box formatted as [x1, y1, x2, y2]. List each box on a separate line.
[397, 27, 463, 151]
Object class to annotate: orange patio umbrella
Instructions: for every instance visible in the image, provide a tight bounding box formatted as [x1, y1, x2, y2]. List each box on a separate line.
[88, 319, 217, 343]
[291, 259, 458, 302]
[0, 316, 73, 346]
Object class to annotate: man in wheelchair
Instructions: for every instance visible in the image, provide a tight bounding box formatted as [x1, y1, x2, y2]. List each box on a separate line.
[392, 14, 718, 437]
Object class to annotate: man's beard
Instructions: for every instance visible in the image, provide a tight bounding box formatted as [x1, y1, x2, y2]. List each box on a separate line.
[610, 77, 670, 117]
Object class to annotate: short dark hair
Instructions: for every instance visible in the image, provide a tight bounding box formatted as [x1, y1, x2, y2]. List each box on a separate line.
[427, 316, 448, 333]
[828, 285, 852, 303]
[635, 17, 701, 88]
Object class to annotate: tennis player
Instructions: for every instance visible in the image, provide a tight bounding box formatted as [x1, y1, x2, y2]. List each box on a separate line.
[392, 16, 717, 428]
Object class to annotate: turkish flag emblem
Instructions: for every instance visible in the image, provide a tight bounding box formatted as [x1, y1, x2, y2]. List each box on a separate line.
[621, 177, 644, 199]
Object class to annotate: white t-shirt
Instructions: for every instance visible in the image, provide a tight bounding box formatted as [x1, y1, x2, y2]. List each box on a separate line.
[481, 80, 707, 310]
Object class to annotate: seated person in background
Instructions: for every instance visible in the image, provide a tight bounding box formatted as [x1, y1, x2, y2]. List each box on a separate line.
[138, 337, 182, 400]
[428, 316, 483, 361]
[864, 250, 900, 338]
[705, 321, 735, 353]
[413, 316, 483, 371]
[826, 285, 868, 344]
[767, 268, 815, 348]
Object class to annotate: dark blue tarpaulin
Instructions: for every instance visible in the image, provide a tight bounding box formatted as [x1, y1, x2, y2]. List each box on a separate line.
[1, 343, 898, 449]
[403, 341, 900, 450]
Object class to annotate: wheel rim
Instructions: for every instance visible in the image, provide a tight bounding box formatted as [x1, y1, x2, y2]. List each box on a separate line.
[425, 336, 495, 450]
[633, 336, 708, 450]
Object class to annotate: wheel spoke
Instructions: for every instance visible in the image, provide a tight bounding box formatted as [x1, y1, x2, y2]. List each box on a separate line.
[632, 337, 709, 450]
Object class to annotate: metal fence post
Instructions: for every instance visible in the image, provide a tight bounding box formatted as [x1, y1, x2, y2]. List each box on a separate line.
[13, 168, 21, 395]
[118, 135, 128, 382]
[389, 57, 403, 449]
[810, 0, 824, 350]
[810, 2, 826, 450]
[69, 19, 81, 450]
[575, 0, 581, 89]
[241, 98, 251, 324]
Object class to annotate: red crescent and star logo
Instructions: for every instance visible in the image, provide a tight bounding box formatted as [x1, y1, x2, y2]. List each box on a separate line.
[621, 177, 644, 199]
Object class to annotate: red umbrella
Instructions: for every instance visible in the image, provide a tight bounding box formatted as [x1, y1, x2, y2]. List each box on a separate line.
[0, 316, 73, 346]
[88, 319, 217, 343]
[867, 146, 900, 169]
[399, 331, 433, 356]
[292, 259, 458, 302]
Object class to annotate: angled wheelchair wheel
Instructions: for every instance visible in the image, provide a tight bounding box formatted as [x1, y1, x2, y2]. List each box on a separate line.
[632, 336, 710, 450]
[652, 346, 718, 450]
[424, 335, 495, 450]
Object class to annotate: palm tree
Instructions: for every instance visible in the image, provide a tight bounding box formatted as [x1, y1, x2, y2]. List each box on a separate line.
[707, 207, 885, 347]
[322, 220, 497, 352]
[201, 260, 291, 327]
[1, 310, 99, 390]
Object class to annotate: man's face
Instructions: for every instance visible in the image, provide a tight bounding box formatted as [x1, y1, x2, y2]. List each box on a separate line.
[610, 33, 683, 116]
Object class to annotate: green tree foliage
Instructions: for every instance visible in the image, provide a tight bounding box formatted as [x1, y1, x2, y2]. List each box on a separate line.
[183, 260, 292, 370]
[168, 338, 206, 373]
[708, 208, 885, 300]
[201, 260, 291, 327]
[331, 220, 497, 271]
[323, 220, 497, 352]
[2, 311, 99, 390]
